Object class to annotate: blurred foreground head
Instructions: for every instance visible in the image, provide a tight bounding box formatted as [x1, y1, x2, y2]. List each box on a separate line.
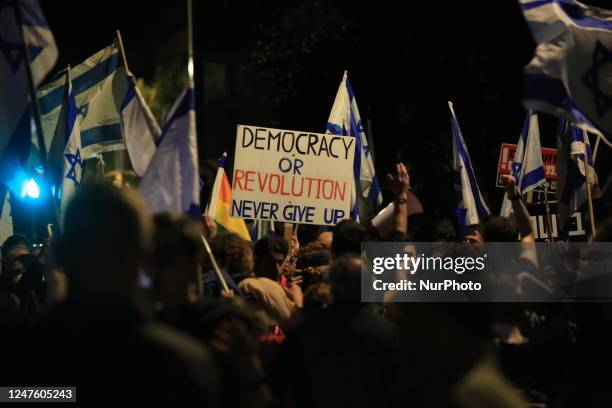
[57, 184, 153, 299]
[484, 216, 519, 242]
[332, 220, 368, 257]
[330, 253, 362, 303]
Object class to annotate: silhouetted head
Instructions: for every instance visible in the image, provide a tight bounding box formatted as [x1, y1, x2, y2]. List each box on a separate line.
[329, 253, 362, 304]
[153, 213, 203, 311]
[57, 184, 153, 300]
[484, 216, 519, 242]
[211, 233, 253, 278]
[332, 220, 368, 257]
[253, 234, 288, 280]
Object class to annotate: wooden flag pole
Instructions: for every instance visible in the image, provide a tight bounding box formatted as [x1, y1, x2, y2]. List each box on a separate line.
[592, 133, 601, 164]
[115, 30, 130, 73]
[201, 233, 230, 293]
[187, 0, 195, 83]
[543, 183, 554, 242]
[582, 130, 597, 239]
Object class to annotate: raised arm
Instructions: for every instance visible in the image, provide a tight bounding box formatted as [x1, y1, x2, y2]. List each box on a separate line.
[501, 175, 535, 243]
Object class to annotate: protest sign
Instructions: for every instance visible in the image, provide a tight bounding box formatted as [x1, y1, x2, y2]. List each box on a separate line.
[497, 143, 557, 192]
[231, 125, 355, 226]
[527, 202, 587, 242]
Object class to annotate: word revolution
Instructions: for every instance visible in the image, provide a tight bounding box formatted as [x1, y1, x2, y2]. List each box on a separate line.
[233, 170, 347, 200]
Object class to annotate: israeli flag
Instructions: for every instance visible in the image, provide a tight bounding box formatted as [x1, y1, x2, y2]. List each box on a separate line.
[0, 185, 13, 244]
[0, 0, 56, 183]
[139, 85, 200, 216]
[556, 120, 597, 234]
[37, 42, 128, 159]
[500, 111, 546, 217]
[327, 71, 382, 222]
[449, 102, 490, 237]
[120, 73, 160, 176]
[520, 0, 612, 145]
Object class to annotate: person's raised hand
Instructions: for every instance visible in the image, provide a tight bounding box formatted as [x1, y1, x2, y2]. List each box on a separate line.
[387, 163, 410, 199]
[501, 174, 519, 197]
[201, 214, 217, 240]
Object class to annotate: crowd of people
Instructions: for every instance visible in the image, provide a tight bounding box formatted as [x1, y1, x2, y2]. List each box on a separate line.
[1, 163, 611, 407]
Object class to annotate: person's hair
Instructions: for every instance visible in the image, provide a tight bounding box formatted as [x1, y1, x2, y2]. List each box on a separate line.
[56, 183, 153, 296]
[153, 213, 203, 271]
[484, 216, 519, 242]
[329, 253, 362, 303]
[466, 223, 485, 237]
[253, 235, 288, 259]
[297, 250, 331, 270]
[1, 234, 31, 259]
[210, 233, 252, 277]
[332, 220, 368, 257]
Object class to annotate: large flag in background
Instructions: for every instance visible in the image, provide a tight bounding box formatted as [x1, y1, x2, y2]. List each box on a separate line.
[50, 69, 82, 218]
[500, 111, 546, 216]
[519, 0, 612, 145]
[121, 72, 160, 176]
[206, 153, 251, 241]
[556, 120, 597, 234]
[327, 71, 382, 222]
[0, 185, 13, 244]
[37, 42, 128, 159]
[449, 102, 490, 237]
[139, 85, 200, 216]
[0, 0, 56, 187]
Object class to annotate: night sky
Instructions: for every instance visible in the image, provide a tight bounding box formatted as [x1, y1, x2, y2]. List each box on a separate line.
[40, 0, 612, 230]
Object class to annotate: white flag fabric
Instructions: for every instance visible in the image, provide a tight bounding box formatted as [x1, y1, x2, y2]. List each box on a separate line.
[38, 42, 129, 159]
[500, 111, 546, 217]
[19, 0, 58, 85]
[0, 0, 56, 185]
[56, 69, 82, 218]
[0, 186, 13, 244]
[449, 102, 490, 235]
[519, 0, 612, 145]
[139, 85, 200, 216]
[327, 71, 382, 221]
[121, 73, 160, 176]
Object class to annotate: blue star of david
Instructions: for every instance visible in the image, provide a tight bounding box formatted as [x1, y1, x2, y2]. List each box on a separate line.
[78, 103, 89, 118]
[0, 2, 24, 73]
[582, 40, 612, 118]
[64, 148, 82, 188]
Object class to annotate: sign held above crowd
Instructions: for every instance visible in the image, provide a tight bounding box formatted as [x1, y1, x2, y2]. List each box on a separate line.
[231, 125, 355, 226]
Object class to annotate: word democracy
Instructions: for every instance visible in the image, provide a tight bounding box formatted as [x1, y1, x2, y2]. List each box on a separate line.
[240, 126, 355, 159]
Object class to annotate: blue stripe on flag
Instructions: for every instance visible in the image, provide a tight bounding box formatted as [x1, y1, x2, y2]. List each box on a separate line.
[367, 176, 381, 202]
[157, 88, 195, 146]
[65, 88, 78, 144]
[521, 167, 546, 191]
[524, 72, 609, 141]
[558, 1, 612, 30]
[453, 122, 490, 220]
[19, 0, 48, 27]
[121, 74, 138, 111]
[39, 53, 120, 115]
[520, 0, 553, 11]
[80, 123, 122, 147]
